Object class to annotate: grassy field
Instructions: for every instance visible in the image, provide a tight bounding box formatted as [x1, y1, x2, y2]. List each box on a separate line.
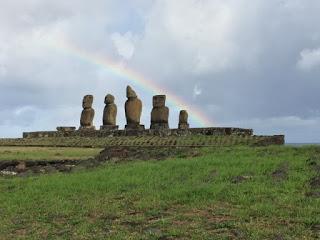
[0, 147, 102, 161]
[0, 145, 319, 239]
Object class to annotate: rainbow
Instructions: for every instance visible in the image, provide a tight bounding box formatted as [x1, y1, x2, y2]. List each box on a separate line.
[48, 37, 213, 127]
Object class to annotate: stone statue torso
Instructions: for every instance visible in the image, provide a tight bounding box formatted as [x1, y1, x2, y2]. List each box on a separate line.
[125, 97, 142, 124]
[80, 108, 95, 127]
[103, 104, 117, 126]
[151, 106, 169, 124]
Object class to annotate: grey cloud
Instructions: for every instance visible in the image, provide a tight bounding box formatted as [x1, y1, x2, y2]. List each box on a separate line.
[0, 0, 320, 143]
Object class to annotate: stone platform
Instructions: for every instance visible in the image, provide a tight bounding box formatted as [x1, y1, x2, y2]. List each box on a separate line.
[0, 134, 285, 148]
[23, 127, 254, 139]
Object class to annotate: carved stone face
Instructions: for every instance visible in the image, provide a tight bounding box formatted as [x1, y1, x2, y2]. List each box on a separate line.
[82, 95, 93, 109]
[105, 94, 115, 104]
[153, 95, 166, 108]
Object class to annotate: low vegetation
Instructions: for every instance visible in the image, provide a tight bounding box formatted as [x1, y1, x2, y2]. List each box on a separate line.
[0, 145, 319, 239]
[0, 147, 101, 161]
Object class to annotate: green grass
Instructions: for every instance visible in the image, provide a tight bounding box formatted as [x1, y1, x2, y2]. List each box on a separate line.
[0, 146, 319, 239]
[0, 147, 102, 161]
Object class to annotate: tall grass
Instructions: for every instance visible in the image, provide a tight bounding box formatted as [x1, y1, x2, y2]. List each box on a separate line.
[0, 146, 319, 239]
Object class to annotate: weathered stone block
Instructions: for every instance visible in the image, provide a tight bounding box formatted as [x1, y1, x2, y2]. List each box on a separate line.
[150, 123, 169, 130]
[125, 123, 145, 131]
[100, 125, 119, 130]
[178, 123, 189, 130]
[56, 127, 76, 132]
[22, 127, 257, 139]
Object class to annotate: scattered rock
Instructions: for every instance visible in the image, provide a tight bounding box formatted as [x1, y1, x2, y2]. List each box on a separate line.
[305, 191, 320, 198]
[0, 160, 81, 177]
[231, 175, 252, 184]
[0, 171, 17, 176]
[230, 229, 246, 239]
[96, 146, 202, 163]
[273, 234, 285, 240]
[307, 156, 320, 173]
[15, 162, 26, 173]
[272, 162, 289, 181]
[309, 176, 320, 188]
[203, 170, 219, 183]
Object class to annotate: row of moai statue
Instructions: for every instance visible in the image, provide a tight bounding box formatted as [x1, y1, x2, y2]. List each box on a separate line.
[79, 86, 190, 130]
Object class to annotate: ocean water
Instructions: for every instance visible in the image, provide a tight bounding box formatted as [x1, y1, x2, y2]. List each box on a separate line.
[286, 143, 320, 146]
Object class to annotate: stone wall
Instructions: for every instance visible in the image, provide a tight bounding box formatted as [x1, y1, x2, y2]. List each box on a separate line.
[252, 135, 285, 146]
[0, 135, 285, 147]
[20, 127, 285, 147]
[23, 127, 254, 139]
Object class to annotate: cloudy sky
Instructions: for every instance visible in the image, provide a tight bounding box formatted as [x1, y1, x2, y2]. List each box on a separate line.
[1, 0, 320, 143]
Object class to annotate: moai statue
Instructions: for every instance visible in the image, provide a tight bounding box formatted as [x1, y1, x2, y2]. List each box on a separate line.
[150, 95, 169, 130]
[125, 85, 145, 130]
[178, 110, 189, 130]
[100, 94, 118, 130]
[79, 95, 95, 130]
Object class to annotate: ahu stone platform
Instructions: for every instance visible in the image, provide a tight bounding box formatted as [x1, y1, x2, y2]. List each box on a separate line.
[0, 134, 285, 148]
[23, 127, 254, 138]
[20, 127, 285, 147]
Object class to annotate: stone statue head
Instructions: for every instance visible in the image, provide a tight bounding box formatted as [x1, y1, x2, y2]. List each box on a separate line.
[82, 95, 93, 109]
[104, 94, 115, 105]
[126, 85, 137, 99]
[153, 95, 166, 108]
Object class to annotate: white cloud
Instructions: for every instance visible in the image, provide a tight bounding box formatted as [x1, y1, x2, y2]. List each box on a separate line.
[14, 106, 36, 116]
[297, 48, 320, 71]
[193, 85, 202, 99]
[133, 0, 291, 79]
[111, 32, 136, 60]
